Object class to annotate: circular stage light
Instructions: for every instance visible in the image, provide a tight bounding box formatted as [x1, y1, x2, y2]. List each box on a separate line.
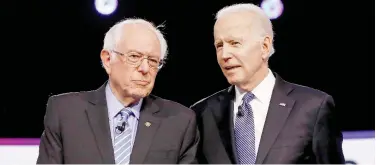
[261, 0, 284, 19]
[95, 0, 118, 15]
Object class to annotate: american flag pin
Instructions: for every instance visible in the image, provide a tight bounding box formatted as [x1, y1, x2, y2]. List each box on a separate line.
[279, 103, 286, 106]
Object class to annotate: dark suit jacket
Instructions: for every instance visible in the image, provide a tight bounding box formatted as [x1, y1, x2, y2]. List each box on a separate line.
[190, 73, 345, 164]
[37, 83, 199, 164]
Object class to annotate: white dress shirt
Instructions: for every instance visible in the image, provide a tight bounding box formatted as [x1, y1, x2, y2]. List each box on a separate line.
[233, 69, 276, 155]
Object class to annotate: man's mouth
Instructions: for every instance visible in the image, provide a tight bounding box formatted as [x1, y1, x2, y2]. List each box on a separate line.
[224, 65, 241, 70]
[132, 80, 150, 85]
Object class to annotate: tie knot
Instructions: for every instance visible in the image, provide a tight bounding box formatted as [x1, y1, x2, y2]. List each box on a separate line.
[242, 92, 255, 103]
[118, 108, 134, 121]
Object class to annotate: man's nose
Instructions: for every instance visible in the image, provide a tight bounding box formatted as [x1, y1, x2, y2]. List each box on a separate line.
[221, 45, 232, 62]
[138, 59, 150, 74]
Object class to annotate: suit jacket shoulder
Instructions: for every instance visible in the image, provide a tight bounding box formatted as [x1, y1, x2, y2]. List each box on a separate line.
[48, 92, 81, 103]
[148, 94, 196, 118]
[46, 88, 101, 114]
[190, 87, 230, 115]
[288, 81, 331, 98]
[284, 80, 334, 108]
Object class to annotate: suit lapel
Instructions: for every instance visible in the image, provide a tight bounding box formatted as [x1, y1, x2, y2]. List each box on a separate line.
[85, 83, 115, 164]
[210, 86, 237, 163]
[130, 96, 161, 164]
[255, 75, 295, 164]
[228, 98, 239, 164]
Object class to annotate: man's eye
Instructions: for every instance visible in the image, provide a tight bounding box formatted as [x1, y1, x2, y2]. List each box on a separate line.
[231, 41, 241, 46]
[129, 54, 142, 58]
[151, 59, 158, 63]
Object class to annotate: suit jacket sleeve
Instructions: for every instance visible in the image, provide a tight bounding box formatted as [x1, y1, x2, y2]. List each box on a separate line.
[312, 95, 345, 164]
[189, 104, 208, 164]
[177, 112, 200, 164]
[36, 96, 63, 164]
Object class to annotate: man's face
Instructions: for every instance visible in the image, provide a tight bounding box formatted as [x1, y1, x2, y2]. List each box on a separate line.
[214, 12, 269, 87]
[102, 24, 162, 99]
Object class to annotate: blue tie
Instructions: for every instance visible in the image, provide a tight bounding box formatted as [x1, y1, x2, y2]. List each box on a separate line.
[235, 92, 256, 164]
[114, 108, 133, 165]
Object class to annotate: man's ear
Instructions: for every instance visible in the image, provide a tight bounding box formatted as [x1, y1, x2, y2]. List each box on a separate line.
[100, 49, 111, 74]
[261, 35, 272, 60]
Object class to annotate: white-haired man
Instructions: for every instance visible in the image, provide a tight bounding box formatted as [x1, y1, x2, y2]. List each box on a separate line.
[37, 18, 199, 164]
[190, 3, 345, 164]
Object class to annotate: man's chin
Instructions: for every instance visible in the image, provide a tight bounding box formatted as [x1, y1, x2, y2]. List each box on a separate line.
[225, 76, 241, 85]
[129, 88, 151, 98]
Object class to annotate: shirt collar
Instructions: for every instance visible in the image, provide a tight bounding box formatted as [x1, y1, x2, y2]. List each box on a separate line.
[105, 82, 142, 119]
[235, 69, 276, 104]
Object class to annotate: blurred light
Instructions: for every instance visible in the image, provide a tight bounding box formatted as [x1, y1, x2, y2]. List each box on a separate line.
[261, 0, 284, 19]
[95, 0, 118, 15]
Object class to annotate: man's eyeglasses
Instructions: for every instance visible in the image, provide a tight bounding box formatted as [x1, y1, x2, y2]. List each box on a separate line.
[111, 50, 164, 69]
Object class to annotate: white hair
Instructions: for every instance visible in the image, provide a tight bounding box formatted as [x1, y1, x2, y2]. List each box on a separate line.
[215, 3, 275, 57]
[103, 18, 168, 61]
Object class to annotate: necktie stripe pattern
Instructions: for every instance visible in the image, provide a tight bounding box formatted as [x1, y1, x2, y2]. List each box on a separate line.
[235, 92, 256, 164]
[114, 108, 133, 165]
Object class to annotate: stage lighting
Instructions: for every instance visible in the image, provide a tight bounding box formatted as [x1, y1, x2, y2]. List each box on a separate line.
[95, 0, 118, 15]
[261, 0, 284, 19]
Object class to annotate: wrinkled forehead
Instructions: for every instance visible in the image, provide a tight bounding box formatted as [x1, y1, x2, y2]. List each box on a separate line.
[214, 12, 261, 39]
[116, 24, 162, 58]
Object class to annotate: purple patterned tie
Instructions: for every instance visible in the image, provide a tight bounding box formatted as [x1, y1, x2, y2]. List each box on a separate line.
[234, 92, 256, 164]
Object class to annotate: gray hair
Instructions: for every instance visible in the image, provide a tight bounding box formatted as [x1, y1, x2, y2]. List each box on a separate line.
[103, 18, 168, 61]
[215, 3, 275, 57]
